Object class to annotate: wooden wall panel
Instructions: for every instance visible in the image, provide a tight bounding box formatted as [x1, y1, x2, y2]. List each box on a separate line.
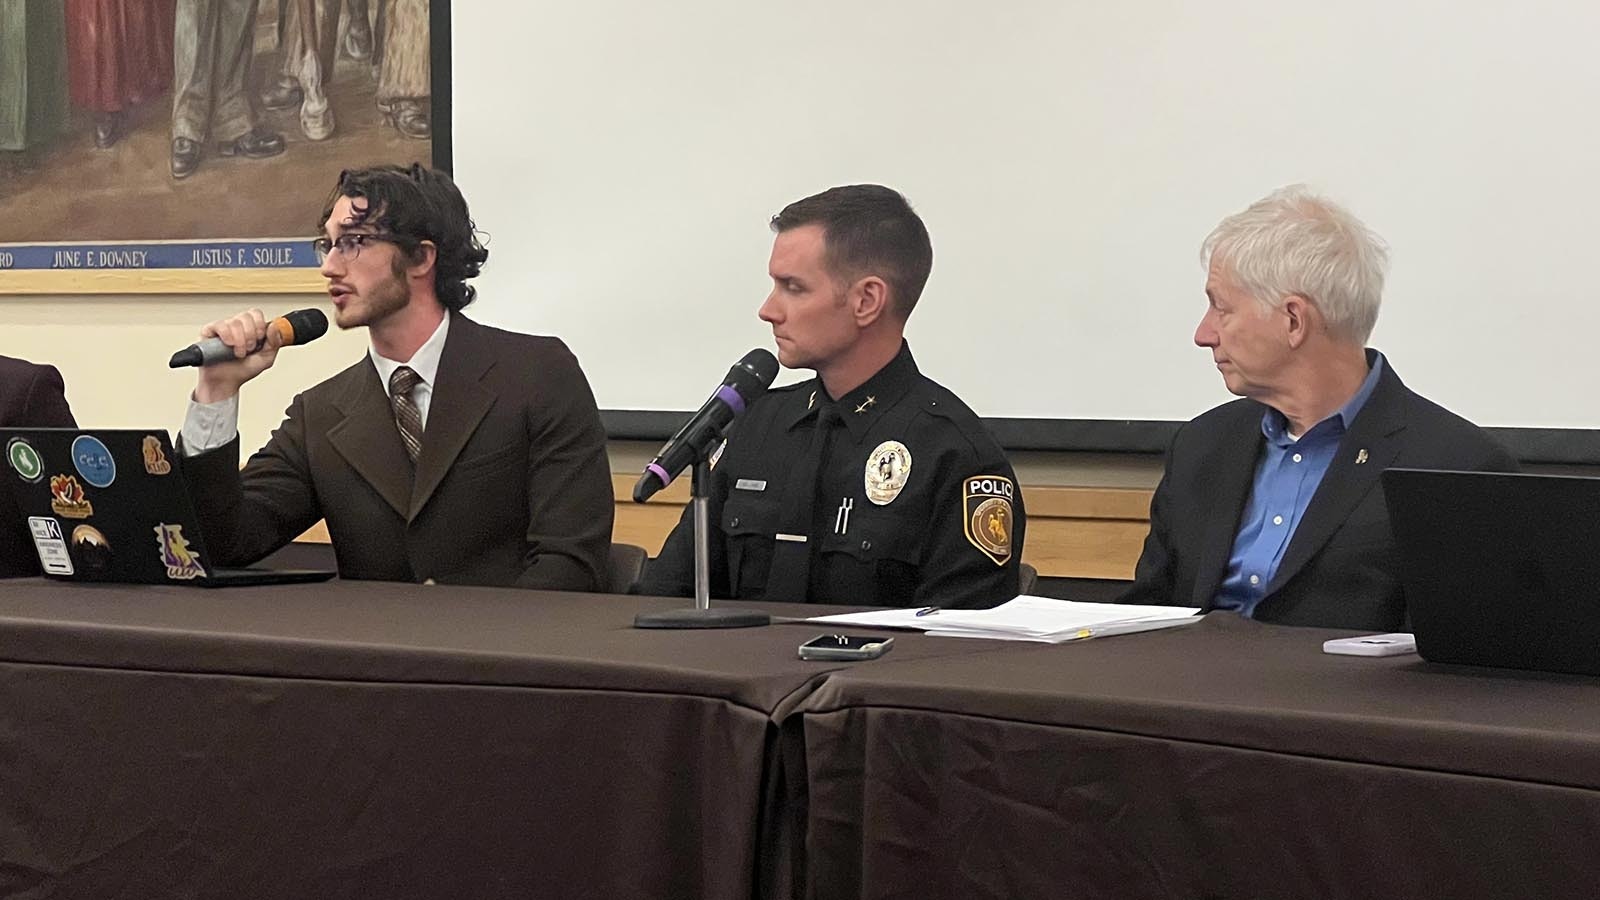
[607, 477, 1153, 580]
[294, 474, 1154, 581]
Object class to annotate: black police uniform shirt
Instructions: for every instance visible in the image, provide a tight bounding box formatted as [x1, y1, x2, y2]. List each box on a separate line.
[642, 342, 1025, 608]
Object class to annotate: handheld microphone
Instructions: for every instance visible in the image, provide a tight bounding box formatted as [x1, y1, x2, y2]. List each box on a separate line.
[633, 348, 779, 502]
[168, 308, 330, 368]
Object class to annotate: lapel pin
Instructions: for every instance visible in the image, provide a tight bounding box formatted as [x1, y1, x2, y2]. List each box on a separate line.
[1355, 448, 1369, 465]
[855, 396, 876, 415]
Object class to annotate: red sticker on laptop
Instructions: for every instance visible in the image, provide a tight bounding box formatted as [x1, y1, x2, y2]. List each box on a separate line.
[48, 474, 93, 519]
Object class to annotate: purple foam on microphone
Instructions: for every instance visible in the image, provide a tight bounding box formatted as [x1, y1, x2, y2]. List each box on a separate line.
[715, 383, 746, 415]
[646, 462, 672, 489]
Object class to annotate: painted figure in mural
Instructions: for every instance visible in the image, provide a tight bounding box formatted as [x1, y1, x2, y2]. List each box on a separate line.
[375, 0, 430, 139]
[64, 0, 177, 149]
[0, 1, 69, 160]
[261, 0, 342, 140]
[344, 0, 372, 60]
[170, 0, 286, 179]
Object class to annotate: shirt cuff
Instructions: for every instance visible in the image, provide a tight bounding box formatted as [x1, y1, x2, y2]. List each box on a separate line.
[180, 393, 240, 456]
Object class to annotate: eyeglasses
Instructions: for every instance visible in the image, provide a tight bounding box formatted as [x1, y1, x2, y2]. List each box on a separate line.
[311, 232, 402, 262]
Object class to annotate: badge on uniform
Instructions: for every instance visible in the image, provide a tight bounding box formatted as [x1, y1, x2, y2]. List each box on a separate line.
[865, 441, 912, 505]
[963, 475, 1015, 566]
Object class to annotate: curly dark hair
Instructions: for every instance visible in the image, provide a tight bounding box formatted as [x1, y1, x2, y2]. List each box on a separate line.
[318, 163, 489, 310]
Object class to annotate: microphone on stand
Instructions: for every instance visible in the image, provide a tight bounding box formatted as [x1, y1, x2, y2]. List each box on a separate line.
[632, 348, 779, 502]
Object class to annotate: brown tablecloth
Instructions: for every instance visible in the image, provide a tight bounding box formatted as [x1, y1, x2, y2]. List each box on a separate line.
[792, 613, 1600, 900]
[0, 579, 989, 900]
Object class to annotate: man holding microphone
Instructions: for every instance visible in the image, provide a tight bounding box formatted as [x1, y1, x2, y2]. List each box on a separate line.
[180, 164, 613, 590]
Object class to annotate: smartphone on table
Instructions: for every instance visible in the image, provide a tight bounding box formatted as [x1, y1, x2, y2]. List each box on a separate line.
[1322, 633, 1417, 657]
[798, 634, 895, 661]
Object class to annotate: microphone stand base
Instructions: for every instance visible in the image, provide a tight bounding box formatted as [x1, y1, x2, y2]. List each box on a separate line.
[633, 606, 772, 629]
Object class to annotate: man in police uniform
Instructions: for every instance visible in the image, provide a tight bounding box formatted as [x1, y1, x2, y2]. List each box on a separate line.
[641, 184, 1025, 608]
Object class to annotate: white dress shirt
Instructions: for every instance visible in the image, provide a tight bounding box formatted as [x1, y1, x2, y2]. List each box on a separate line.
[181, 313, 452, 455]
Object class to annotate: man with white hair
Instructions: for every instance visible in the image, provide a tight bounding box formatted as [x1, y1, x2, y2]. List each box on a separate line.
[1120, 186, 1515, 630]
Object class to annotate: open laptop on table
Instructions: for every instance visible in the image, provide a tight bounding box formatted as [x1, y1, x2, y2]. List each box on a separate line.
[2, 428, 334, 587]
[1383, 468, 1600, 677]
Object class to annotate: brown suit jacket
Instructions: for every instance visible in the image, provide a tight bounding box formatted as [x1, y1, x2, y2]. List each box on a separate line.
[1, 356, 78, 577]
[182, 314, 615, 590]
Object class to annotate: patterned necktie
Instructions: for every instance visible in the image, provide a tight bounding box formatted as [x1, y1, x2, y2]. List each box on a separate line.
[389, 365, 424, 464]
[764, 402, 839, 603]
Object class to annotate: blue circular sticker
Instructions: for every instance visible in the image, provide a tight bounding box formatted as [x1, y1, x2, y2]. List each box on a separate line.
[71, 435, 116, 488]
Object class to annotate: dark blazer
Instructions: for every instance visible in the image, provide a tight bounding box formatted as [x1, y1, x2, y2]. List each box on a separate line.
[182, 314, 615, 590]
[1121, 358, 1517, 631]
[1, 356, 77, 577]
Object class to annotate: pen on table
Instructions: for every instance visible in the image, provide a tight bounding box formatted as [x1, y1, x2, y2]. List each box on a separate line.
[914, 606, 941, 617]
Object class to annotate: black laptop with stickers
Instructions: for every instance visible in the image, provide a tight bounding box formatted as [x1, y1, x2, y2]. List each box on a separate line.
[1, 428, 333, 587]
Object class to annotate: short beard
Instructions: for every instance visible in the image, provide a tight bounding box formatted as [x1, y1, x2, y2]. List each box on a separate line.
[336, 266, 410, 330]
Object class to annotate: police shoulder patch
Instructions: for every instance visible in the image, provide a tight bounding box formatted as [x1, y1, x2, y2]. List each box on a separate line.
[962, 474, 1015, 566]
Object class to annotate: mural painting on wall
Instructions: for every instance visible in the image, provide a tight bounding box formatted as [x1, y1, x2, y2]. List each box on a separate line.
[0, 0, 443, 288]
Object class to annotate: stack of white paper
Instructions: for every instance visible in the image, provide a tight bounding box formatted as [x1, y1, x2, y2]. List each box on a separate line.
[806, 595, 1202, 643]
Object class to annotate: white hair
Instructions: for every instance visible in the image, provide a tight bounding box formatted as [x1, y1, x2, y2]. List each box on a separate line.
[1202, 185, 1389, 344]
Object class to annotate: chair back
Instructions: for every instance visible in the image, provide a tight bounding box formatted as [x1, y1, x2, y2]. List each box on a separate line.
[1018, 562, 1039, 596]
[606, 543, 648, 594]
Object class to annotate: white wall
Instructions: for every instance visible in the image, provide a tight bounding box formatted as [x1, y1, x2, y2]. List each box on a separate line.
[453, 0, 1600, 428]
[0, 296, 362, 453]
[10, 1, 1600, 443]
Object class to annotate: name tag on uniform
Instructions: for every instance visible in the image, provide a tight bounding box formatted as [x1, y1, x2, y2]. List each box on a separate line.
[735, 479, 768, 492]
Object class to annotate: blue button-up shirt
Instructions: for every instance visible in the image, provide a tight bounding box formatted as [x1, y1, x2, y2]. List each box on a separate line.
[1213, 354, 1386, 616]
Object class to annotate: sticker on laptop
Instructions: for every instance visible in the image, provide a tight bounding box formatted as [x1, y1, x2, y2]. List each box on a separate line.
[71, 435, 116, 488]
[48, 474, 93, 519]
[7, 437, 44, 483]
[154, 523, 207, 580]
[142, 435, 172, 475]
[71, 524, 112, 573]
[27, 517, 73, 575]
